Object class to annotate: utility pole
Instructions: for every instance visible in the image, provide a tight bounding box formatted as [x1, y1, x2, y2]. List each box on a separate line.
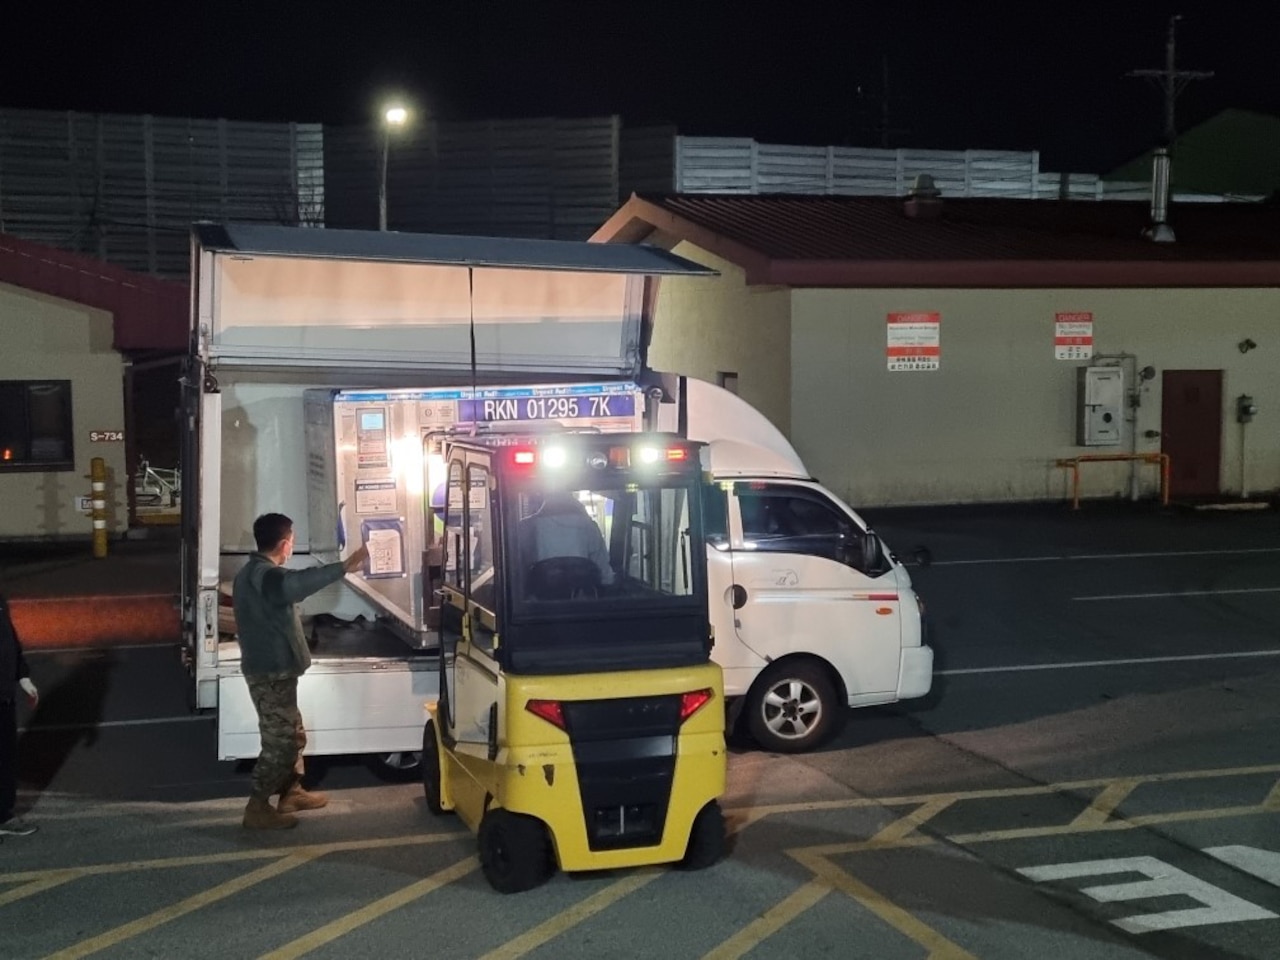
[1127, 14, 1213, 145]
[854, 53, 908, 149]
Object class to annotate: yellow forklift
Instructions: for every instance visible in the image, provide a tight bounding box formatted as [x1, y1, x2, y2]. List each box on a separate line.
[423, 432, 726, 892]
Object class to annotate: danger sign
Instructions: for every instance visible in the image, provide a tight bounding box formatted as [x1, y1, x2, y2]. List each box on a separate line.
[1055, 312, 1094, 360]
[887, 312, 940, 371]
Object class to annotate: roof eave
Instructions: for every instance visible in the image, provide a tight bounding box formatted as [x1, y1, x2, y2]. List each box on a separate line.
[766, 259, 1280, 288]
[593, 194, 772, 279]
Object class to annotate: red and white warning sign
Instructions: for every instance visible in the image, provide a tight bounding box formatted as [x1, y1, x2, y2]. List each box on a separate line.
[887, 312, 940, 371]
[1055, 312, 1094, 360]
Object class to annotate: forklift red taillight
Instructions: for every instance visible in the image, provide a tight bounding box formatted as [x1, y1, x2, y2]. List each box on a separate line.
[666, 448, 689, 462]
[512, 449, 536, 466]
[679, 688, 714, 723]
[525, 698, 566, 730]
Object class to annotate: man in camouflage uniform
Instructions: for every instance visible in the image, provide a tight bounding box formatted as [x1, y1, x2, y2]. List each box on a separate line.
[233, 513, 367, 830]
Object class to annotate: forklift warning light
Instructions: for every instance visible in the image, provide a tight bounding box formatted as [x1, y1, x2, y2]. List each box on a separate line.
[511, 445, 689, 470]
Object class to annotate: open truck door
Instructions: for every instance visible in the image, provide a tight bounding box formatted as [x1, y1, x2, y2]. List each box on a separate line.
[183, 223, 716, 771]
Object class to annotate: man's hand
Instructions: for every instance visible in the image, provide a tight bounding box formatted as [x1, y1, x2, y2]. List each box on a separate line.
[18, 677, 37, 709]
[343, 544, 370, 574]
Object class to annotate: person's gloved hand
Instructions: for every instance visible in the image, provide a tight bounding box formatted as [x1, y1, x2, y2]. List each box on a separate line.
[18, 677, 37, 708]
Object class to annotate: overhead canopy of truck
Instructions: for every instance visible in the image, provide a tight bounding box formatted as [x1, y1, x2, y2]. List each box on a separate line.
[192, 223, 716, 375]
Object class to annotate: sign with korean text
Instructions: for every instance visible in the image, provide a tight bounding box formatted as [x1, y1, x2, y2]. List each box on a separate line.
[887, 312, 940, 371]
[1055, 312, 1094, 360]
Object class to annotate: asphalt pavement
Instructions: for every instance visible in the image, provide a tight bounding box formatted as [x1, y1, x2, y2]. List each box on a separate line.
[4, 500, 1280, 959]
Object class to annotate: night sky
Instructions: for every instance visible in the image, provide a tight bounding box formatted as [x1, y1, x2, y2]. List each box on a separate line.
[5, 1, 1278, 173]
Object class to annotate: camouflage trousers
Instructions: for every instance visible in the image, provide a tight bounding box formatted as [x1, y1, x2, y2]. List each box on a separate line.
[246, 676, 307, 801]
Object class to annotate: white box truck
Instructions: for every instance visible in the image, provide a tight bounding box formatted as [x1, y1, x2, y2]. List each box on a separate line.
[182, 224, 932, 771]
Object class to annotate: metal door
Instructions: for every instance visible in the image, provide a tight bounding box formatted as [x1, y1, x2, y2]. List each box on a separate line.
[1161, 370, 1223, 499]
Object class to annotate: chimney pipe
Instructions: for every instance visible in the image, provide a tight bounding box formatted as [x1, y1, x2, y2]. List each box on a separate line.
[904, 173, 943, 220]
[1145, 146, 1175, 243]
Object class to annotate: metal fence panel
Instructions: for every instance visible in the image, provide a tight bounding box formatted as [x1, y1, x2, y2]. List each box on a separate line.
[0, 108, 323, 278]
[324, 114, 621, 240]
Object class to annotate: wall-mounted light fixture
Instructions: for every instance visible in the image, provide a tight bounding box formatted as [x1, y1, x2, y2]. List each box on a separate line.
[1239, 338, 1257, 354]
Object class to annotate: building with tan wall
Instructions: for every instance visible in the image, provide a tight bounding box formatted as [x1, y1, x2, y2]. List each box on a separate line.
[0, 234, 186, 540]
[595, 193, 1280, 508]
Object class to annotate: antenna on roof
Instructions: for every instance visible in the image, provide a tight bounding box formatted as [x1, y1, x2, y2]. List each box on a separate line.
[1128, 15, 1212, 243]
[1127, 14, 1213, 147]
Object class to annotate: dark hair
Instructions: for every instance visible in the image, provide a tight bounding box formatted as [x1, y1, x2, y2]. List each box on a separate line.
[253, 513, 294, 552]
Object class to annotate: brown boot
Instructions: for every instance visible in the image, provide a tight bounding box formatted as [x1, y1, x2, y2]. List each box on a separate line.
[242, 796, 299, 830]
[278, 785, 329, 814]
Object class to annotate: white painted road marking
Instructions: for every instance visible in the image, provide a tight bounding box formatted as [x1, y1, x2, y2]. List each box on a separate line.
[927, 547, 1280, 567]
[19, 715, 212, 734]
[1205, 846, 1280, 889]
[1075, 587, 1280, 601]
[937, 649, 1280, 676]
[1019, 856, 1278, 934]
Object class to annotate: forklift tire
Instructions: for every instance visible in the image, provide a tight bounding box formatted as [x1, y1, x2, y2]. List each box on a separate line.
[745, 659, 841, 754]
[478, 809, 553, 894]
[679, 800, 725, 870]
[422, 721, 447, 816]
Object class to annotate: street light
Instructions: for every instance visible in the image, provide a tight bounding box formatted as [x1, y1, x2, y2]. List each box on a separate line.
[379, 104, 408, 231]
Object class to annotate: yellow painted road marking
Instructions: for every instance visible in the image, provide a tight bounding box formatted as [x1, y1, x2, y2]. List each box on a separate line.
[1071, 777, 1141, 828]
[43, 853, 319, 960]
[700, 880, 831, 960]
[1263, 777, 1280, 811]
[259, 856, 477, 960]
[0, 831, 467, 884]
[0, 872, 83, 907]
[791, 850, 977, 960]
[869, 797, 955, 846]
[724, 761, 1280, 825]
[476, 870, 662, 960]
[949, 802, 1279, 846]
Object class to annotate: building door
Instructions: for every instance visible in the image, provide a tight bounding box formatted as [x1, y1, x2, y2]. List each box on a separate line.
[1161, 370, 1222, 499]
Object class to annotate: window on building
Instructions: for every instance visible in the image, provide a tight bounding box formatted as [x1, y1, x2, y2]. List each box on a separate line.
[717, 371, 739, 395]
[0, 380, 74, 471]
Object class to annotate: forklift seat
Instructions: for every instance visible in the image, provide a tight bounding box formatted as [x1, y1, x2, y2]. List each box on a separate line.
[527, 557, 601, 601]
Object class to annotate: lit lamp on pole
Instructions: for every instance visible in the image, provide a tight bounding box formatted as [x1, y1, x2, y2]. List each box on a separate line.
[379, 104, 408, 231]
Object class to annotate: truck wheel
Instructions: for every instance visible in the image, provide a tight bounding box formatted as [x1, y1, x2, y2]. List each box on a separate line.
[478, 809, 553, 894]
[422, 721, 447, 816]
[365, 751, 423, 782]
[746, 660, 840, 753]
[679, 800, 725, 870]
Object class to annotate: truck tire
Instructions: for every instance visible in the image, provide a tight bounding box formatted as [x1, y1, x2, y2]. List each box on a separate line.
[365, 751, 423, 782]
[478, 809, 553, 893]
[746, 659, 840, 753]
[679, 800, 725, 870]
[422, 721, 447, 816]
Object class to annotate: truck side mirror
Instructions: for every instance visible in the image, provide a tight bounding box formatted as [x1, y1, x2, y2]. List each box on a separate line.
[861, 531, 882, 574]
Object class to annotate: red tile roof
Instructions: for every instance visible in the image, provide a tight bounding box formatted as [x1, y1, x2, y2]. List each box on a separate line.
[0, 233, 187, 351]
[593, 193, 1280, 288]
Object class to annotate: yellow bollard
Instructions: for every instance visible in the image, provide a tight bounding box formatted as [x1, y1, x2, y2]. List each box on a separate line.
[91, 457, 108, 558]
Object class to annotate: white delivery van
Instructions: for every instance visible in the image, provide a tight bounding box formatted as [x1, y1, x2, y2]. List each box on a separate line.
[673, 377, 933, 752]
[182, 224, 932, 770]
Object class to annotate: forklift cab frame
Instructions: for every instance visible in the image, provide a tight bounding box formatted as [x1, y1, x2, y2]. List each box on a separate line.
[424, 432, 727, 892]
